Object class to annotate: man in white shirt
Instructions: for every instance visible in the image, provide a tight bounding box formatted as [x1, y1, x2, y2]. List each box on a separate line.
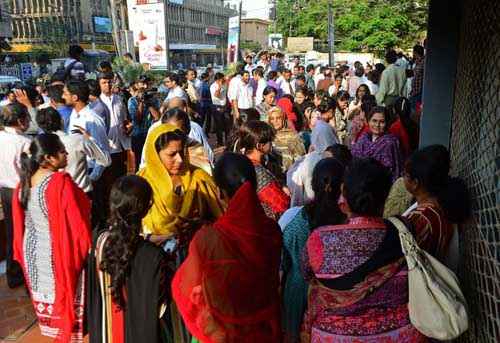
[186, 68, 200, 104]
[376, 50, 407, 106]
[164, 73, 188, 104]
[256, 51, 270, 75]
[278, 69, 294, 96]
[0, 102, 31, 288]
[98, 72, 131, 180]
[232, 70, 254, 123]
[210, 72, 228, 146]
[253, 68, 268, 105]
[227, 63, 244, 101]
[244, 55, 256, 75]
[63, 80, 111, 229]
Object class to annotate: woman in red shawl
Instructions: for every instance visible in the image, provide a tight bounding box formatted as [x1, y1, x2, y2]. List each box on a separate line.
[277, 95, 300, 131]
[172, 152, 282, 343]
[12, 134, 91, 342]
[388, 97, 419, 159]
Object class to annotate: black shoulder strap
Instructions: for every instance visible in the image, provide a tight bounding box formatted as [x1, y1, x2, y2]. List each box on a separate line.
[317, 218, 406, 290]
[63, 60, 78, 80]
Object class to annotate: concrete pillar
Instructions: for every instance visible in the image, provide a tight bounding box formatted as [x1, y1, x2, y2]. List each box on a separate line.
[419, 0, 462, 148]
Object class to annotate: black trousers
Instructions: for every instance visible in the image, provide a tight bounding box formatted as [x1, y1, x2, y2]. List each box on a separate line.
[212, 105, 229, 146]
[131, 134, 146, 172]
[91, 151, 127, 230]
[200, 104, 212, 134]
[0, 187, 24, 288]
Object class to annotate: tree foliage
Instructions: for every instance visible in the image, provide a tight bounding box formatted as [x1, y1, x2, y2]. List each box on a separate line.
[240, 40, 262, 53]
[276, 0, 428, 53]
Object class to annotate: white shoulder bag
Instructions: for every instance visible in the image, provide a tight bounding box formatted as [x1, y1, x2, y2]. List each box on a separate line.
[387, 217, 469, 340]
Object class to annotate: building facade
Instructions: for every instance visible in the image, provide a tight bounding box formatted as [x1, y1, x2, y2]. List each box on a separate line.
[223, 0, 272, 20]
[7, 0, 114, 54]
[0, 0, 13, 51]
[241, 18, 271, 51]
[165, 0, 235, 68]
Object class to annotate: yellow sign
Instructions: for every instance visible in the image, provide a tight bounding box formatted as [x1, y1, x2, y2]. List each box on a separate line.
[9, 44, 34, 53]
[80, 43, 116, 52]
[9, 43, 115, 53]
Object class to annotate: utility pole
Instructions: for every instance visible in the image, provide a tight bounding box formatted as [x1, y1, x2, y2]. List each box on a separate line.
[237, 0, 242, 63]
[164, 0, 170, 69]
[328, 0, 334, 66]
[110, 0, 121, 55]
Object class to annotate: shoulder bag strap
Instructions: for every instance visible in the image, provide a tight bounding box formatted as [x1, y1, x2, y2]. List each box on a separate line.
[317, 219, 404, 290]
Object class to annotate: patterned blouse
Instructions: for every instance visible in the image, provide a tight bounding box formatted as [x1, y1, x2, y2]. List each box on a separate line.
[254, 164, 290, 221]
[301, 216, 426, 343]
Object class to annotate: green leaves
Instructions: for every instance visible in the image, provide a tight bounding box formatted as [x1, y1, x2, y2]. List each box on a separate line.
[275, 0, 428, 53]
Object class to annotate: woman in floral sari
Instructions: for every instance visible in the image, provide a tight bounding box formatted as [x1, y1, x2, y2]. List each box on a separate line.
[302, 158, 427, 342]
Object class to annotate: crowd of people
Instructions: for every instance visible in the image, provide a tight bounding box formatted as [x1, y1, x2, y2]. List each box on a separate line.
[0, 43, 472, 343]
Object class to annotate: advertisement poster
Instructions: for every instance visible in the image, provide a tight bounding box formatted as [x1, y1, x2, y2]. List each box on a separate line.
[227, 16, 240, 65]
[127, 2, 167, 68]
[269, 34, 283, 50]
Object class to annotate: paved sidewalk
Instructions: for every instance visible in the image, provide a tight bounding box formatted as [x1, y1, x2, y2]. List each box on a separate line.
[0, 276, 36, 342]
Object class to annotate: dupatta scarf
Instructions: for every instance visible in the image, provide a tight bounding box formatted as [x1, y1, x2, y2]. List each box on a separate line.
[138, 124, 224, 235]
[277, 97, 299, 131]
[172, 182, 282, 343]
[351, 132, 404, 181]
[12, 172, 91, 342]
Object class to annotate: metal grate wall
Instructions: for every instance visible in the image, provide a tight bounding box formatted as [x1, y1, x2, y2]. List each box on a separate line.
[450, 0, 500, 341]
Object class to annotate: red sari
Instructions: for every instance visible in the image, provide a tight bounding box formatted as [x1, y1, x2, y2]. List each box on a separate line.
[172, 182, 282, 343]
[12, 172, 91, 342]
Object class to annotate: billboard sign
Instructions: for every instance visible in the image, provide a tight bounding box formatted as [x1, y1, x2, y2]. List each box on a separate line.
[206, 26, 224, 36]
[269, 33, 283, 50]
[227, 16, 240, 64]
[93, 16, 112, 34]
[127, 2, 167, 68]
[287, 37, 314, 52]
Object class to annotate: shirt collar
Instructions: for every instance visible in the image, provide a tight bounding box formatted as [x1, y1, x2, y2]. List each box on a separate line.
[4, 126, 23, 135]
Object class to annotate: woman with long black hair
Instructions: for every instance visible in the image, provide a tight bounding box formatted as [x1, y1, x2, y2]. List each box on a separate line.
[87, 175, 172, 343]
[232, 121, 290, 221]
[279, 158, 347, 343]
[403, 145, 471, 263]
[12, 134, 91, 342]
[172, 153, 282, 342]
[389, 97, 420, 158]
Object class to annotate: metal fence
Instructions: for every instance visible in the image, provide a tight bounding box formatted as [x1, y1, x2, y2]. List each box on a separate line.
[450, 0, 500, 341]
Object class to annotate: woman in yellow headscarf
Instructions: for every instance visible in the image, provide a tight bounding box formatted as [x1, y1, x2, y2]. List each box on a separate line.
[138, 123, 224, 242]
[138, 123, 224, 343]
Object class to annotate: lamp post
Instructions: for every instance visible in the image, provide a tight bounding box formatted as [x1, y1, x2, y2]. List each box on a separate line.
[328, 0, 334, 66]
